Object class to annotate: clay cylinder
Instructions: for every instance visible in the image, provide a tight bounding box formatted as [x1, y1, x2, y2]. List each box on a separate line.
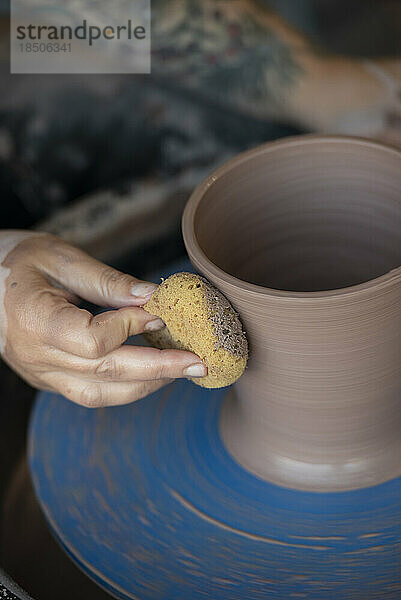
[182, 136, 401, 492]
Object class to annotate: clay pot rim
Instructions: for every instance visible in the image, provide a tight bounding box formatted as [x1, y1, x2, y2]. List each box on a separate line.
[182, 134, 401, 300]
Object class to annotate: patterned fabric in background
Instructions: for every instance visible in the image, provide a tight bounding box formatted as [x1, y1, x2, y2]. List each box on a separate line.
[0, 76, 298, 229]
[0, 0, 400, 230]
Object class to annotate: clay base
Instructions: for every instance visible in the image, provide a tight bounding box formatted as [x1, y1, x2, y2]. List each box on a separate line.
[183, 136, 401, 495]
[220, 389, 401, 492]
[30, 381, 401, 600]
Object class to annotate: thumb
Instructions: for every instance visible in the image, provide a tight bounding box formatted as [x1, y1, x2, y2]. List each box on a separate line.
[40, 239, 158, 307]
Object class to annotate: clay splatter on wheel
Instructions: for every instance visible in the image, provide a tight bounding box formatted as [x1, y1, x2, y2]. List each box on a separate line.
[144, 272, 248, 388]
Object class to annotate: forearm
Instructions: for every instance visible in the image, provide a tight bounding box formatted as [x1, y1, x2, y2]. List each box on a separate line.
[151, 0, 401, 135]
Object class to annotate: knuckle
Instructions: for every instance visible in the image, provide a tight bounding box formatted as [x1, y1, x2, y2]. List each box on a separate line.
[152, 350, 179, 379]
[81, 333, 106, 359]
[149, 355, 167, 380]
[99, 267, 131, 297]
[46, 236, 76, 256]
[94, 356, 121, 380]
[40, 237, 79, 269]
[78, 384, 105, 408]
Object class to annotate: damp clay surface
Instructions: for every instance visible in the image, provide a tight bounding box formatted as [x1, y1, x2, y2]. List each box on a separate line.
[183, 136, 401, 492]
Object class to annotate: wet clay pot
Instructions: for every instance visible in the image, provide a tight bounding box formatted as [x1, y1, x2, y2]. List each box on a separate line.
[29, 136, 401, 600]
[183, 135, 401, 493]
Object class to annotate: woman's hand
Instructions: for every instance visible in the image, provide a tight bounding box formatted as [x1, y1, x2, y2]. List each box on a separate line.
[0, 231, 207, 407]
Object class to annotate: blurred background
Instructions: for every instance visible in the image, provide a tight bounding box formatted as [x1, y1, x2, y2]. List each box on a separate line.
[1, 0, 401, 273]
[0, 1, 400, 599]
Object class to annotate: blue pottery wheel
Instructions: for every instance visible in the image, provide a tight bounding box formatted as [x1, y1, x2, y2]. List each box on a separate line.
[29, 379, 401, 600]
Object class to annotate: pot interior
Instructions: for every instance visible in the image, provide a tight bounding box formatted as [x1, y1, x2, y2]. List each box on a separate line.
[193, 139, 401, 292]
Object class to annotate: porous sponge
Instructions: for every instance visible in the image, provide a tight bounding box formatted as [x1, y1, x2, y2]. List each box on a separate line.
[144, 272, 248, 388]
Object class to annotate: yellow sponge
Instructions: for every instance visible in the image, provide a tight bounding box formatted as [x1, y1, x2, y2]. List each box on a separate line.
[144, 272, 248, 388]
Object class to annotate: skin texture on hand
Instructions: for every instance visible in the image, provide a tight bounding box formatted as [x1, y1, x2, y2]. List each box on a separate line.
[0, 231, 207, 407]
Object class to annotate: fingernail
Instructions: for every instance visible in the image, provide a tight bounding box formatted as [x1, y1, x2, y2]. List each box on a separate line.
[145, 318, 165, 331]
[183, 363, 207, 378]
[131, 282, 158, 299]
